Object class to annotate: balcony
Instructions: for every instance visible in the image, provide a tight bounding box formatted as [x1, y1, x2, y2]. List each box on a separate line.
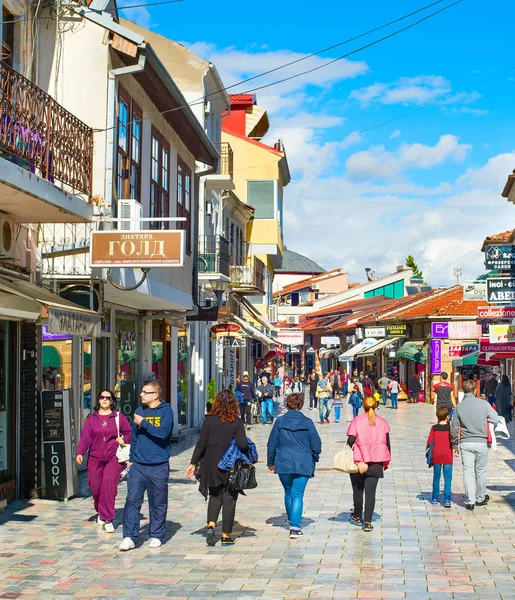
[205, 142, 235, 191]
[40, 223, 95, 277]
[230, 256, 266, 295]
[0, 62, 94, 223]
[197, 235, 231, 283]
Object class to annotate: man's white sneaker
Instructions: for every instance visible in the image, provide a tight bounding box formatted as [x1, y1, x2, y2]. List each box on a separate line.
[119, 537, 135, 551]
[148, 538, 162, 549]
[104, 522, 115, 533]
[96, 516, 105, 526]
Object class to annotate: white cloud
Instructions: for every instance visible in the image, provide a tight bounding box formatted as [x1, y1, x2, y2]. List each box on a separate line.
[390, 129, 401, 139]
[350, 75, 451, 106]
[345, 135, 472, 180]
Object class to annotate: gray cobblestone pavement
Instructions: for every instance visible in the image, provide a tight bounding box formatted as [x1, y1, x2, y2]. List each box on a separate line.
[2, 400, 515, 599]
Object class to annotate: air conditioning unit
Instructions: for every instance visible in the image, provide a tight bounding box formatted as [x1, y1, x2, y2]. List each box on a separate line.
[311, 283, 320, 291]
[118, 199, 142, 231]
[286, 315, 299, 325]
[0, 214, 15, 258]
[268, 304, 278, 324]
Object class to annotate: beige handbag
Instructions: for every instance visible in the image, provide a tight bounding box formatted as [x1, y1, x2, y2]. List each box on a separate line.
[332, 444, 358, 473]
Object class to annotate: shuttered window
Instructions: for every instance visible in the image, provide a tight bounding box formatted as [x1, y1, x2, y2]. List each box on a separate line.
[247, 181, 275, 219]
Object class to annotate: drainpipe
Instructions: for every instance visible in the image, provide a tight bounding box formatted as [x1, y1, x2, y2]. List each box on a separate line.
[104, 50, 147, 221]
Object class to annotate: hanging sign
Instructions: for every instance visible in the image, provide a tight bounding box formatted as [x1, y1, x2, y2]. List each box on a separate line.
[484, 245, 515, 270]
[448, 344, 479, 357]
[210, 323, 241, 338]
[365, 327, 385, 338]
[48, 307, 101, 338]
[431, 321, 481, 339]
[90, 230, 185, 268]
[321, 335, 341, 346]
[430, 340, 442, 374]
[480, 339, 515, 353]
[489, 324, 515, 344]
[463, 283, 487, 301]
[486, 278, 515, 303]
[277, 329, 305, 345]
[385, 324, 407, 337]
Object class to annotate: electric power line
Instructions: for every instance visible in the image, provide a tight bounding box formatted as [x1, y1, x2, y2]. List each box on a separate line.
[93, 0, 465, 133]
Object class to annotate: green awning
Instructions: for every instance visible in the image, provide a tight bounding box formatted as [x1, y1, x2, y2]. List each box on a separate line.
[42, 345, 62, 368]
[120, 349, 136, 364]
[453, 351, 479, 367]
[152, 342, 163, 363]
[396, 342, 426, 364]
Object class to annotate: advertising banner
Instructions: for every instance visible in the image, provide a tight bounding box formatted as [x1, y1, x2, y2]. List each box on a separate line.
[210, 323, 241, 339]
[448, 344, 479, 357]
[486, 278, 515, 303]
[489, 324, 515, 344]
[48, 308, 101, 338]
[480, 339, 515, 353]
[321, 335, 340, 346]
[463, 283, 487, 301]
[431, 321, 482, 339]
[430, 340, 442, 374]
[277, 329, 305, 345]
[477, 306, 515, 320]
[386, 324, 407, 337]
[365, 327, 385, 338]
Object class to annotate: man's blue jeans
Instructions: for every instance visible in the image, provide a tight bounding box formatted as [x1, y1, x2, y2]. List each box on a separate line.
[391, 393, 398, 409]
[319, 397, 331, 421]
[278, 473, 309, 529]
[261, 398, 274, 423]
[432, 463, 453, 504]
[381, 388, 388, 405]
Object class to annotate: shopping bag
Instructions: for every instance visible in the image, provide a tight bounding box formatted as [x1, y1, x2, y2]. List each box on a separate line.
[332, 444, 358, 473]
[495, 416, 510, 439]
[115, 413, 130, 463]
[426, 441, 434, 468]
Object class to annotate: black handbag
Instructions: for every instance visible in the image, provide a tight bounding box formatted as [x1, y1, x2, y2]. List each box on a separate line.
[227, 460, 258, 490]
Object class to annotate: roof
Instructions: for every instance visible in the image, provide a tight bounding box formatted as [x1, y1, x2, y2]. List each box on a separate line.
[273, 268, 341, 297]
[481, 229, 515, 251]
[275, 249, 325, 274]
[502, 170, 515, 198]
[373, 286, 485, 320]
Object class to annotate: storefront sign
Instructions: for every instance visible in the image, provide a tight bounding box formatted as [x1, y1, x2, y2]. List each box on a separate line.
[227, 348, 236, 388]
[90, 230, 185, 267]
[463, 283, 487, 301]
[431, 321, 482, 339]
[385, 324, 407, 337]
[477, 306, 515, 319]
[277, 329, 305, 345]
[489, 324, 515, 344]
[210, 323, 241, 339]
[223, 337, 247, 348]
[288, 345, 301, 354]
[321, 335, 340, 346]
[365, 327, 385, 338]
[480, 339, 515, 353]
[42, 324, 70, 341]
[484, 245, 515, 270]
[430, 340, 442, 374]
[448, 344, 479, 357]
[486, 278, 515, 303]
[48, 308, 101, 338]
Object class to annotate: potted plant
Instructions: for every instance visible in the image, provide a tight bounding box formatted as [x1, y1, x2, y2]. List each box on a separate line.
[206, 378, 217, 413]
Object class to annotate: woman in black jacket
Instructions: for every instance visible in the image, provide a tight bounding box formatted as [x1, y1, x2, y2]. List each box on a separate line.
[187, 390, 248, 546]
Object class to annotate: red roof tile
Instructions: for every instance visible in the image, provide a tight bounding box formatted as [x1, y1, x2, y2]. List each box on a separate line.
[481, 229, 515, 251]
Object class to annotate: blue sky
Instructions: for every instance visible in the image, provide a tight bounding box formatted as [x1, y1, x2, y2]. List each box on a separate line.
[121, 0, 515, 285]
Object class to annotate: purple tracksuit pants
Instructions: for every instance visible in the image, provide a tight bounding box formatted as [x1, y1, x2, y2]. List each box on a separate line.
[88, 457, 124, 522]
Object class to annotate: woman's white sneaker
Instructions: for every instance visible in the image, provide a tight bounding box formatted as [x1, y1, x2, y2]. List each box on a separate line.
[104, 522, 115, 533]
[148, 538, 162, 548]
[96, 516, 105, 526]
[119, 537, 135, 551]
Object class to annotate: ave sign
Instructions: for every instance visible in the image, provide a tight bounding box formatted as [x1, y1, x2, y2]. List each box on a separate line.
[486, 278, 515, 303]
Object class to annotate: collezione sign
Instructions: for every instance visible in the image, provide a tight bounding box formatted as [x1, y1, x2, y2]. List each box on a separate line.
[90, 231, 185, 268]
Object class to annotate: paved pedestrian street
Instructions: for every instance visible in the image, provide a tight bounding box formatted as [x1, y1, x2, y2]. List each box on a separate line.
[2, 401, 515, 600]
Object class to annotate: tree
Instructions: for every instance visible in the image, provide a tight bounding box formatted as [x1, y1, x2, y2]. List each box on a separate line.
[405, 255, 423, 278]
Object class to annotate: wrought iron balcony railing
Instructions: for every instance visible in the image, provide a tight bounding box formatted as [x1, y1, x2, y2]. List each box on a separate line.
[214, 142, 233, 179]
[0, 61, 93, 196]
[197, 235, 230, 277]
[230, 256, 266, 294]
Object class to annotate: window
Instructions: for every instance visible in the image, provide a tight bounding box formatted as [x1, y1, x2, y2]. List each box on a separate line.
[150, 128, 170, 229]
[247, 181, 275, 219]
[116, 87, 142, 203]
[2, 8, 14, 68]
[177, 155, 192, 254]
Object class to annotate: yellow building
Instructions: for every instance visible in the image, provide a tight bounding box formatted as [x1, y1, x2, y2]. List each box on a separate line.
[222, 94, 290, 316]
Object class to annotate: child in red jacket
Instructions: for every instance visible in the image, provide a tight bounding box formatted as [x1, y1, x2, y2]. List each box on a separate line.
[427, 406, 453, 507]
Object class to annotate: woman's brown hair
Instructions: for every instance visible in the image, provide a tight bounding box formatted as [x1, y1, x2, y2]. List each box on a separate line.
[362, 395, 378, 426]
[209, 389, 240, 423]
[286, 393, 304, 411]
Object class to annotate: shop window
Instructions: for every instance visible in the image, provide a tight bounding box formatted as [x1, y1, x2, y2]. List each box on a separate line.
[42, 325, 72, 391]
[115, 315, 138, 423]
[177, 325, 189, 426]
[0, 321, 15, 479]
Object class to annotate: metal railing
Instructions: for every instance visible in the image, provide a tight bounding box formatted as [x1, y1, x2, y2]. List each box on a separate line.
[214, 142, 233, 178]
[230, 256, 266, 293]
[197, 235, 230, 277]
[0, 62, 94, 196]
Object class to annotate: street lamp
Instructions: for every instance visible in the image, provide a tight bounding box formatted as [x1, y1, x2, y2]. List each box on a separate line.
[209, 279, 230, 306]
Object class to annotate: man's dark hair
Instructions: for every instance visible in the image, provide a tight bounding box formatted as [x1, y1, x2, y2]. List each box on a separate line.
[463, 379, 477, 394]
[286, 393, 304, 411]
[436, 406, 450, 422]
[440, 372, 448, 380]
[143, 380, 162, 399]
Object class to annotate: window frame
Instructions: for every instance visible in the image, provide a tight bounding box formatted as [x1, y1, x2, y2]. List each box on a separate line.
[150, 127, 171, 230]
[177, 155, 192, 254]
[116, 86, 142, 204]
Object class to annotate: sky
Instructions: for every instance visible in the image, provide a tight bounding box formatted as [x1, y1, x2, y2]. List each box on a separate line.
[120, 0, 515, 286]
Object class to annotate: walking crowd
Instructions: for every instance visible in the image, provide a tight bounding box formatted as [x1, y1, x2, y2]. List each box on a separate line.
[75, 366, 514, 550]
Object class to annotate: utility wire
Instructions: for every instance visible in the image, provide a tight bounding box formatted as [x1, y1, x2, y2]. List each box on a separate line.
[93, 0, 464, 133]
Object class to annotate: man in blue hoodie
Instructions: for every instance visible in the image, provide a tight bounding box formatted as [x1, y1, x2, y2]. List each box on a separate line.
[119, 381, 174, 551]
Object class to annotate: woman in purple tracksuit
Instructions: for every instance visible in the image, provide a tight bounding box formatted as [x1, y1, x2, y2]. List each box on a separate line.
[76, 389, 131, 533]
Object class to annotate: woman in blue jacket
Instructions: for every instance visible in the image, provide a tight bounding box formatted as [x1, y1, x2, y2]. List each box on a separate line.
[267, 393, 322, 539]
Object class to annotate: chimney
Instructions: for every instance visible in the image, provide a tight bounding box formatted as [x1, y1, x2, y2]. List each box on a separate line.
[274, 139, 285, 152]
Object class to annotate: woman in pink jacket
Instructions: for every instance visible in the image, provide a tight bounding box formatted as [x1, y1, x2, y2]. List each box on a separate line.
[346, 395, 391, 532]
[76, 389, 131, 533]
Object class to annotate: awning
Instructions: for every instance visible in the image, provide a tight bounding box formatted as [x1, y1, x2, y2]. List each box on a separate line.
[0, 275, 101, 336]
[452, 351, 501, 367]
[42, 345, 62, 368]
[396, 341, 426, 363]
[232, 314, 278, 348]
[356, 337, 400, 357]
[339, 338, 378, 361]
